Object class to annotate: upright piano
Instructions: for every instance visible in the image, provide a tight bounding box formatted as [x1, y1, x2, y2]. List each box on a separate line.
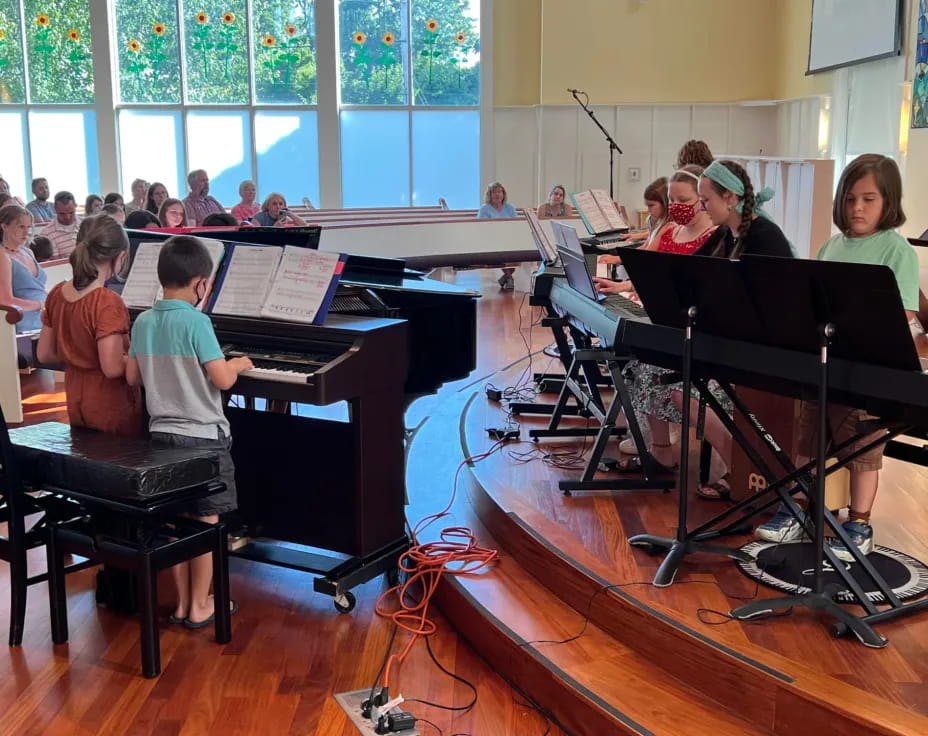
[126, 229, 479, 610]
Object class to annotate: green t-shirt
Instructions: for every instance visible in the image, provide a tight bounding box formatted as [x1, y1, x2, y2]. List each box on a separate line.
[817, 230, 919, 312]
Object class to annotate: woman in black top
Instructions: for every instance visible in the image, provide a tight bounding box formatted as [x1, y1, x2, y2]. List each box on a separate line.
[696, 159, 793, 259]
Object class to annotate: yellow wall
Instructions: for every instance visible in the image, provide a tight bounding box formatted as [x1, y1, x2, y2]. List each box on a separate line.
[494, 0, 833, 107]
[773, 0, 833, 99]
[493, 0, 542, 106]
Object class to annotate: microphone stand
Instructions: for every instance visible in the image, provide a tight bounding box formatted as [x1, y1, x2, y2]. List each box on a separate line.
[570, 89, 623, 200]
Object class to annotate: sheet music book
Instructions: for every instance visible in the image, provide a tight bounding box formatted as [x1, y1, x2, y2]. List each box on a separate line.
[209, 244, 345, 325]
[209, 245, 283, 317]
[122, 239, 225, 310]
[525, 208, 558, 265]
[569, 189, 630, 236]
[260, 246, 345, 325]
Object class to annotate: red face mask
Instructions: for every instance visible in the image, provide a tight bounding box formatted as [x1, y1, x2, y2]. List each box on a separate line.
[668, 202, 697, 226]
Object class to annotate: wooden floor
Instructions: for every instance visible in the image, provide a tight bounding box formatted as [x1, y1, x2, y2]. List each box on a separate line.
[7, 267, 928, 734]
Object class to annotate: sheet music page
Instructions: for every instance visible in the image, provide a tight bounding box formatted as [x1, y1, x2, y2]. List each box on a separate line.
[211, 245, 282, 317]
[590, 189, 630, 231]
[525, 208, 557, 263]
[259, 246, 342, 324]
[121, 242, 163, 308]
[196, 238, 228, 312]
[570, 191, 612, 234]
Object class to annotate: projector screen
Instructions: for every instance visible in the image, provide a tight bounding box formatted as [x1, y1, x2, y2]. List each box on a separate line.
[808, 0, 902, 74]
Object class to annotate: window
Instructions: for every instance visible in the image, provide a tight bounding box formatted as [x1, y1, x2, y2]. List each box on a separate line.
[184, 1, 248, 104]
[118, 110, 185, 198]
[337, 0, 481, 207]
[186, 111, 252, 204]
[253, 0, 317, 104]
[114, 0, 181, 104]
[0, 0, 26, 103]
[29, 109, 99, 196]
[255, 111, 320, 205]
[23, 0, 93, 103]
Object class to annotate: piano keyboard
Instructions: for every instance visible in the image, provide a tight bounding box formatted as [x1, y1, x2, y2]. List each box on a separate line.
[223, 345, 338, 385]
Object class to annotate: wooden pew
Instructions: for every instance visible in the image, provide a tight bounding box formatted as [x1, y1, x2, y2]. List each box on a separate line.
[0, 304, 24, 423]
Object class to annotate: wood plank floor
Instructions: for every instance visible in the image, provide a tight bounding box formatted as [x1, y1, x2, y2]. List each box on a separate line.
[3, 269, 568, 736]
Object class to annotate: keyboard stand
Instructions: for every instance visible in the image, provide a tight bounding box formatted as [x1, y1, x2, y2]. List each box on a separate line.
[530, 347, 675, 495]
[509, 316, 606, 418]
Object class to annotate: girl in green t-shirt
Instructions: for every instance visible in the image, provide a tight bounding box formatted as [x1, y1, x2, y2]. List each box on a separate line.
[756, 154, 923, 562]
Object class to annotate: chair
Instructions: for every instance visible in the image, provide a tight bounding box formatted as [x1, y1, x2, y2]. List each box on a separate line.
[6, 418, 232, 677]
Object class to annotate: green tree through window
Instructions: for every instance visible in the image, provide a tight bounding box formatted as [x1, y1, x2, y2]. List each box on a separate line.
[115, 0, 181, 103]
[0, 0, 26, 102]
[23, 0, 93, 103]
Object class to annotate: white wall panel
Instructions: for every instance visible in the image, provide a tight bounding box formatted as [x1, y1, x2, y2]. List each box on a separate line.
[493, 107, 538, 209]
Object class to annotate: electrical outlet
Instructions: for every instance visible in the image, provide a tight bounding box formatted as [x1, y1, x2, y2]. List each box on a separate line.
[627, 167, 641, 183]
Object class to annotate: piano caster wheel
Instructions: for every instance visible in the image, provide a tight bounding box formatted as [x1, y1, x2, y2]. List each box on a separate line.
[831, 622, 849, 639]
[334, 591, 357, 614]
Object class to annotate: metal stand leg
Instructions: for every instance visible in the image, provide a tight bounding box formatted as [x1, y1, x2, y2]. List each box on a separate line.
[729, 323, 886, 648]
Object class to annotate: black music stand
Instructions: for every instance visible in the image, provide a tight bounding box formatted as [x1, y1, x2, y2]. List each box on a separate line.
[619, 251, 762, 581]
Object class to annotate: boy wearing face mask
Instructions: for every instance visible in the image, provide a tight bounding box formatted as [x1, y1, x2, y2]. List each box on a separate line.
[126, 236, 251, 628]
[37, 214, 143, 436]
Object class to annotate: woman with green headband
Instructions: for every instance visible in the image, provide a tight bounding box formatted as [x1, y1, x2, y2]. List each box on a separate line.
[697, 160, 792, 259]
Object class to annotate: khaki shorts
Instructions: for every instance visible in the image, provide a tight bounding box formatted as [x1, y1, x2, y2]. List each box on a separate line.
[796, 401, 883, 472]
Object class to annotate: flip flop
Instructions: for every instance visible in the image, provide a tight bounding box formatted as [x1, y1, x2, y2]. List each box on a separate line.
[168, 613, 186, 625]
[697, 473, 732, 501]
[184, 599, 239, 629]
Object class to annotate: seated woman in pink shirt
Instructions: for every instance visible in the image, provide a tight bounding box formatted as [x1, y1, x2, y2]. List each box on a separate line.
[230, 180, 260, 223]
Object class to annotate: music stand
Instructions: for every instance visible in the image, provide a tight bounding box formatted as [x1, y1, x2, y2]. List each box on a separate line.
[618, 250, 765, 582]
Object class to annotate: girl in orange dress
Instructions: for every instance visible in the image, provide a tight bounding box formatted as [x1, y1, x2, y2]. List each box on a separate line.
[37, 214, 143, 436]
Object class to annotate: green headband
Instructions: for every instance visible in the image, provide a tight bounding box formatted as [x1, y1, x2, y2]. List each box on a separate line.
[702, 160, 774, 221]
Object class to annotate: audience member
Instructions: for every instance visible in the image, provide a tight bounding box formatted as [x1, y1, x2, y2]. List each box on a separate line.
[126, 235, 250, 627]
[30, 235, 54, 262]
[477, 181, 518, 290]
[0, 193, 11, 210]
[85, 194, 103, 216]
[103, 192, 125, 209]
[146, 182, 169, 214]
[253, 193, 308, 227]
[183, 169, 224, 226]
[159, 198, 188, 228]
[41, 191, 81, 259]
[536, 185, 572, 218]
[102, 203, 126, 224]
[231, 180, 260, 223]
[37, 214, 143, 436]
[126, 178, 149, 214]
[201, 212, 239, 227]
[25, 177, 53, 222]
[125, 210, 162, 230]
[0, 205, 46, 332]
[675, 139, 714, 169]
[0, 177, 23, 206]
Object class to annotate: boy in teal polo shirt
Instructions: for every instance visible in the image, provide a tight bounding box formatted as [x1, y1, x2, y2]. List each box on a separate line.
[127, 235, 253, 628]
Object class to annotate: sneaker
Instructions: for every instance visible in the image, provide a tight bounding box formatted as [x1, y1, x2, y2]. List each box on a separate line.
[755, 505, 808, 543]
[828, 521, 874, 562]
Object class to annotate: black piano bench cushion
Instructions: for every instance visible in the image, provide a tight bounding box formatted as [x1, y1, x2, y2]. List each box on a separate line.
[9, 422, 220, 501]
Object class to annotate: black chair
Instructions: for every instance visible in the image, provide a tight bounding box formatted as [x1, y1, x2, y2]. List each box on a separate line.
[6, 419, 232, 678]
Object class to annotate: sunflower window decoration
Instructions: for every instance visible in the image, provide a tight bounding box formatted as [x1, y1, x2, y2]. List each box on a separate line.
[191, 10, 212, 78]
[65, 28, 85, 66]
[260, 22, 302, 92]
[449, 31, 467, 88]
[376, 31, 399, 88]
[0, 27, 9, 72]
[351, 29, 374, 86]
[214, 11, 239, 80]
[147, 22, 169, 81]
[32, 13, 53, 80]
[420, 18, 440, 87]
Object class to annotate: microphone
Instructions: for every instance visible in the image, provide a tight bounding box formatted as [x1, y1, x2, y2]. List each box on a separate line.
[567, 88, 583, 95]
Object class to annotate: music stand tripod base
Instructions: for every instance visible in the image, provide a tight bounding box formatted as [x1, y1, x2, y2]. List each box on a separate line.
[628, 534, 754, 587]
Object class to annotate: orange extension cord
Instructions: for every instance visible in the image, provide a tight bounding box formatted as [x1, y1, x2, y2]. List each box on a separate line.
[375, 441, 504, 690]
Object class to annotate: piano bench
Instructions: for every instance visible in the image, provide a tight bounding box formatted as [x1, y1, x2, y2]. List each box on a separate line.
[3, 421, 231, 677]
